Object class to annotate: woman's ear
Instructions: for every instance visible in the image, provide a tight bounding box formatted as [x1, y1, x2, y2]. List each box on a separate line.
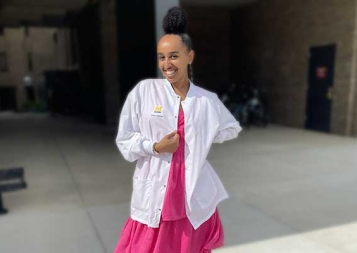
[188, 50, 195, 64]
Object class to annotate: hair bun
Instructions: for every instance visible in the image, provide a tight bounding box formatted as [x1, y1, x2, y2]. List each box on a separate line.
[163, 7, 188, 34]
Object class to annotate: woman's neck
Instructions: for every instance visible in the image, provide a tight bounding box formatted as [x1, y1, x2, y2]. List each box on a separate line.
[171, 79, 190, 101]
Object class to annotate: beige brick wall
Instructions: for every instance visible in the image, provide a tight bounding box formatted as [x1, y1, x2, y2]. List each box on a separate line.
[233, 0, 356, 136]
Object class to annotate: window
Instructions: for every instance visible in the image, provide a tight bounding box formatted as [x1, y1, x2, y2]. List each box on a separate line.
[0, 53, 9, 72]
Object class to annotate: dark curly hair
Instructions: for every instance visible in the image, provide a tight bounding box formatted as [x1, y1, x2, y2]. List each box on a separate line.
[162, 7, 193, 51]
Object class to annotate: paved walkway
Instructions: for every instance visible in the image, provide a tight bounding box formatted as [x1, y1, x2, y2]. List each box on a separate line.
[0, 112, 357, 253]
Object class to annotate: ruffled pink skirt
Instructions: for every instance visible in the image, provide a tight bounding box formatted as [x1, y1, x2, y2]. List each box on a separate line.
[114, 211, 223, 253]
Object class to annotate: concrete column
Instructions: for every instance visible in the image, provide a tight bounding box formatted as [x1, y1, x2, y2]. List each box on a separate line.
[346, 0, 357, 136]
[154, 0, 179, 77]
[353, 0, 357, 137]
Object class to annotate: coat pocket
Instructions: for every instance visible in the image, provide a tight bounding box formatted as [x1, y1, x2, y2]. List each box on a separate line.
[192, 166, 217, 209]
[131, 178, 152, 211]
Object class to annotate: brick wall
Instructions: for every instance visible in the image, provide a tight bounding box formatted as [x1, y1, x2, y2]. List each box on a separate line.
[232, 0, 356, 136]
[182, 5, 232, 92]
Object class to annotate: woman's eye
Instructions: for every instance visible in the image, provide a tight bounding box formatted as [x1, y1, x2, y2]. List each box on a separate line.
[170, 55, 178, 59]
[158, 56, 165, 61]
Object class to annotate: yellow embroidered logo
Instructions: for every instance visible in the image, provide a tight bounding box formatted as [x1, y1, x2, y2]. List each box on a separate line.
[154, 106, 163, 113]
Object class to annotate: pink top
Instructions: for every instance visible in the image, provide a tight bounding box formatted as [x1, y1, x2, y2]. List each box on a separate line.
[162, 107, 186, 221]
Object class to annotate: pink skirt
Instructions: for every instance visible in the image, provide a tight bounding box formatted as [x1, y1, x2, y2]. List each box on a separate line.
[113, 210, 224, 253]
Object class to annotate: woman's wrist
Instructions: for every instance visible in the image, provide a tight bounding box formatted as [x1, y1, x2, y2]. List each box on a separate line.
[153, 142, 160, 154]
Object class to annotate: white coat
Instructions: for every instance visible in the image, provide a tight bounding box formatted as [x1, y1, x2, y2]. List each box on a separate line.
[116, 79, 242, 229]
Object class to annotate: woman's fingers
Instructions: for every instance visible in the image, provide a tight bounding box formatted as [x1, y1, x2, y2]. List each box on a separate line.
[165, 130, 177, 139]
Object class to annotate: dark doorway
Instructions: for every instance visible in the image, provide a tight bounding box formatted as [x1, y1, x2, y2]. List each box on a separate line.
[0, 87, 16, 111]
[75, 3, 106, 123]
[116, 0, 156, 104]
[44, 70, 80, 115]
[306, 44, 336, 133]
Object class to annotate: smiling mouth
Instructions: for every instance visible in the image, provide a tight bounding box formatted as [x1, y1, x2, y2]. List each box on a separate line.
[164, 69, 177, 77]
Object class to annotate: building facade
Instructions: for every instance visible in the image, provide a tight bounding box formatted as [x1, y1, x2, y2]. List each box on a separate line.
[0, 27, 72, 111]
[230, 0, 357, 136]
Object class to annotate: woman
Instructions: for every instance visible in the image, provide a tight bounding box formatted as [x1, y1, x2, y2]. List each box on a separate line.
[114, 7, 242, 253]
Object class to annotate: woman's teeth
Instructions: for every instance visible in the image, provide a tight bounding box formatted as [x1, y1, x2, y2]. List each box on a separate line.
[166, 70, 176, 75]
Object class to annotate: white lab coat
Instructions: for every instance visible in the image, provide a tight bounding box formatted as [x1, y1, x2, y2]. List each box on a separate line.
[116, 79, 242, 229]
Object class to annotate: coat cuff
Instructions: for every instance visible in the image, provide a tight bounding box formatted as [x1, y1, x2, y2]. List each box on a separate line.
[142, 140, 155, 155]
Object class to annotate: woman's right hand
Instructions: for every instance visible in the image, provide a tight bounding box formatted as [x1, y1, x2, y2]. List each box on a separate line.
[154, 131, 179, 154]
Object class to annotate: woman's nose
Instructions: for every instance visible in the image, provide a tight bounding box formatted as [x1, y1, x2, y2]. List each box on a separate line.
[164, 59, 171, 69]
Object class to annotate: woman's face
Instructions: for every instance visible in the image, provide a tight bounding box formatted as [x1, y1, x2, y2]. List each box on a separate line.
[157, 34, 194, 85]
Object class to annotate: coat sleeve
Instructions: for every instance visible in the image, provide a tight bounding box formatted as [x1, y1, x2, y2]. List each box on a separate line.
[115, 86, 155, 162]
[213, 94, 242, 143]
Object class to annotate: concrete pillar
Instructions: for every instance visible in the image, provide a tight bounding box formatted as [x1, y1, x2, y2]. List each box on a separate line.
[346, 0, 357, 136]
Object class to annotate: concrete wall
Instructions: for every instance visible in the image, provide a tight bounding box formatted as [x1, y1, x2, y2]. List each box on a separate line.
[232, 0, 357, 136]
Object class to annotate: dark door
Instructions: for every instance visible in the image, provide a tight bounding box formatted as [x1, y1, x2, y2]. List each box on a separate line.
[116, 0, 156, 104]
[75, 3, 106, 124]
[0, 87, 16, 110]
[306, 44, 336, 132]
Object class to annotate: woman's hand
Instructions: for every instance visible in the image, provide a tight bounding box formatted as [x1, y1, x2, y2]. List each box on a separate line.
[154, 131, 179, 154]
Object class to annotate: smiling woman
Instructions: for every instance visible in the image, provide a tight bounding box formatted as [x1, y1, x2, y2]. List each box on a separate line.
[157, 8, 195, 101]
[114, 6, 242, 253]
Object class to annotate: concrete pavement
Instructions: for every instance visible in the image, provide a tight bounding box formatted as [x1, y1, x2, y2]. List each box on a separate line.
[1, 112, 357, 253]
